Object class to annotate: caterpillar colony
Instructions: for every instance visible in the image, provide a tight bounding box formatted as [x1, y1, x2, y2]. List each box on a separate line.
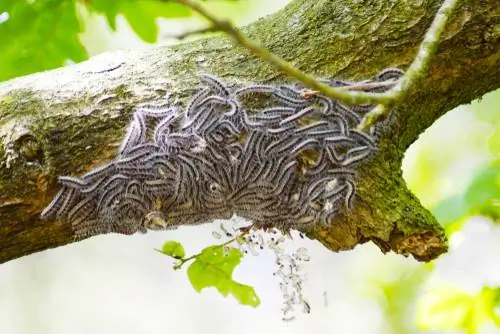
[41, 69, 403, 241]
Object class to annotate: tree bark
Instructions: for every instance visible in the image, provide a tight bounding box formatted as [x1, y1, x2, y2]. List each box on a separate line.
[0, 0, 498, 264]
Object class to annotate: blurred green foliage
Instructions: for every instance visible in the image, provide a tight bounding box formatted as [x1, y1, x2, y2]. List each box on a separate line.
[377, 266, 430, 334]
[85, 0, 190, 42]
[413, 92, 500, 334]
[472, 89, 500, 161]
[464, 162, 499, 219]
[0, 0, 192, 82]
[417, 285, 500, 333]
[432, 161, 500, 231]
[0, 0, 87, 81]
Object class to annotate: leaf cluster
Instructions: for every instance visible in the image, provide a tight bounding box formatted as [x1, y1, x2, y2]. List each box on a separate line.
[158, 240, 260, 308]
[0, 0, 192, 81]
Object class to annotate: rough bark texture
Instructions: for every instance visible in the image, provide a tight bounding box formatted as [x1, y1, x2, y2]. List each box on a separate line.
[0, 0, 499, 264]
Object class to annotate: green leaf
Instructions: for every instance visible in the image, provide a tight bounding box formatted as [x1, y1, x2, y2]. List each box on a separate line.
[187, 246, 260, 307]
[0, 0, 87, 81]
[121, 2, 158, 43]
[160, 241, 185, 259]
[464, 162, 500, 220]
[432, 161, 500, 229]
[432, 194, 468, 227]
[86, 0, 191, 42]
[84, 0, 120, 30]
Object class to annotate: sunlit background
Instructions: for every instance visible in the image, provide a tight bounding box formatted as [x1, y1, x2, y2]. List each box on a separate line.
[0, 1, 498, 333]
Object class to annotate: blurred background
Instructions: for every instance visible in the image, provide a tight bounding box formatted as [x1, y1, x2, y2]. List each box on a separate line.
[0, 1, 498, 333]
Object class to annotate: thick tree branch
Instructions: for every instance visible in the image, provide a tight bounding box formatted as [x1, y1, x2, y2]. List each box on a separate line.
[0, 0, 499, 264]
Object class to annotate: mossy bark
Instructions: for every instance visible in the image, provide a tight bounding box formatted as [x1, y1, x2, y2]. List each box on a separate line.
[0, 0, 499, 263]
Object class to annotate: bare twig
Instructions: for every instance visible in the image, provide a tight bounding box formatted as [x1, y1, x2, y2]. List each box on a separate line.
[339, 80, 400, 91]
[357, 0, 461, 131]
[163, 26, 220, 40]
[171, 0, 460, 133]
[156, 230, 250, 270]
[300, 79, 400, 98]
[168, 0, 392, 106]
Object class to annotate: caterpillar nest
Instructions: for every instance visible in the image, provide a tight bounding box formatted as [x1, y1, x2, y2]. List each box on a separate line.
[41, 69, 403, 240]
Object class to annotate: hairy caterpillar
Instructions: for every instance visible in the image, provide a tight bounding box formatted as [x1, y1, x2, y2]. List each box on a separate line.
[41, 69, 403, 240]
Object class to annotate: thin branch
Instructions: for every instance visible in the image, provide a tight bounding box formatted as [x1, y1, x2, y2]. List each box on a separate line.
[394, 0, 460, 97]
[157, 230, 250, 270]
[357, 0, 461, 131]
[339, 80, 400, 91]
[173, 0, 460, 133]
[299, 80, 399, 98]
[162, 26, 220, 40]
[169, 0, 393, 106]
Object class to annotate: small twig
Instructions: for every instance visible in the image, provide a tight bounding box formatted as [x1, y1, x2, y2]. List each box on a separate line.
[339, 80, 400, 91]
[171, 230, 250, 270]
[357, 0, 460, 131]
[168, 0, 392, 106]
[171, 0, 459, 132]
[393, 0, 460, 98]
[163, 26, 220, 40]
[300, 79, 399, 99]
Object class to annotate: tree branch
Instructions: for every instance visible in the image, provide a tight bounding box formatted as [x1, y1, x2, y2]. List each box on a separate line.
[0, 0, 499, 264]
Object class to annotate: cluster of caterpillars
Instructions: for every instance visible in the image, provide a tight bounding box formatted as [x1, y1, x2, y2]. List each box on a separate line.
[41, 69, 403, 240]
